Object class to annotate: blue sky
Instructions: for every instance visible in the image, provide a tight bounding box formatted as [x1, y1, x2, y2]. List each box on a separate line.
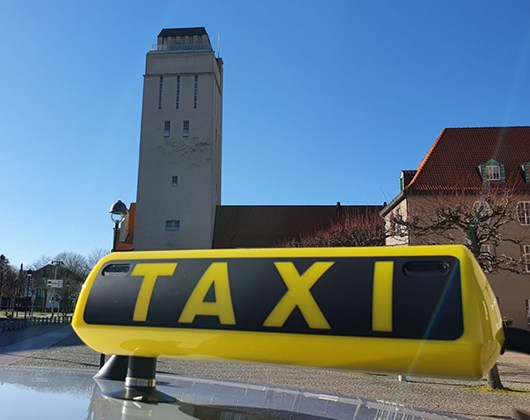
[2, 1, 530, 267]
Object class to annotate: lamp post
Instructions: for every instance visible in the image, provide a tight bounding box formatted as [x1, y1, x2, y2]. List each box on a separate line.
[100, 200, 128, 368]
[50, 260, 63, 319]
[24, 269, 32, 319]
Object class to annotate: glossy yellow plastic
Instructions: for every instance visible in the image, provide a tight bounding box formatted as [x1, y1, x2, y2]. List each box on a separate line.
[72, 245, 504, 379]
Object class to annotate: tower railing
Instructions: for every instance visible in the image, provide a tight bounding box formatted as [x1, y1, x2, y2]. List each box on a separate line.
[150, 43, 211, 52]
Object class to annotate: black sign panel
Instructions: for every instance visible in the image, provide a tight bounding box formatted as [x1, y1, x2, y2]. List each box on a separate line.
[83, 257, 463, 340]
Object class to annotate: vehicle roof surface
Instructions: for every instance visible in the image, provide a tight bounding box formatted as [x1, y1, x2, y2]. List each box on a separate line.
[0, 365, 464, 420]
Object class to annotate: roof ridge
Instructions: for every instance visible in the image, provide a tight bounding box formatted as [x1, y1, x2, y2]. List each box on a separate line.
[445, 125, 530, 130]
[216, 204, 383, 208]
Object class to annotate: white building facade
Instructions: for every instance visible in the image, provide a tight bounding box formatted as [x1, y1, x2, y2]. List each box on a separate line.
[134, 28, 223, 250]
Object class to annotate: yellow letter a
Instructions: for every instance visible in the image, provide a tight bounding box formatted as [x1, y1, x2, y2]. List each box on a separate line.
[178, 262, 235, 325]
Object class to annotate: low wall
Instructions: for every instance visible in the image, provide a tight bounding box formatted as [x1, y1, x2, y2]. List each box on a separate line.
[0, 316, 72, 333]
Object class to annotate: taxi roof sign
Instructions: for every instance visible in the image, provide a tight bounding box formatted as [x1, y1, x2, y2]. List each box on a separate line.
[72, 245, 504, 379]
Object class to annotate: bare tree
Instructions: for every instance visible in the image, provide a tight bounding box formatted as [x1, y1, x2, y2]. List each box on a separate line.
[29, 252, 91, 315]
[387, 186, 529, 389]
[0, 255, 17, 315]
[30, 255, 53, 271]
[52, 252, 89, 315]
[278, 210, 386, 248]
[389, 188, 527, 273]
[0, 262, 24, 317]
[0, 255, 9, 311]
[87, 248, 109, 269]
[54, 252, 90, 279]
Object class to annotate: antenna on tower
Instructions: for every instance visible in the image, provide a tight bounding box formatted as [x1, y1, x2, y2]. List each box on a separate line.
[217, 32, 221, 58]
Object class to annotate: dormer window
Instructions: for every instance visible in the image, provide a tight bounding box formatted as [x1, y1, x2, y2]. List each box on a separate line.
[522, 161, 530, 183]
[479, 159, 505, 182]
[485, 165, 501, 181]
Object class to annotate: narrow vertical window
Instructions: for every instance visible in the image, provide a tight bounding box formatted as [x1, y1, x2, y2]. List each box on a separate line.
[164, 121, 170, 137]
[158, 76, 163, 109]
[183, 120, 190, 137]
[176, 75, 180, 109]
[194, 75, 198, 109]
[171, 176, 178, 187]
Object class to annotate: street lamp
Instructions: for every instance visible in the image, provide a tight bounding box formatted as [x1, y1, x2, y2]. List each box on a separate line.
[110, 200, 128, 252]
[100, 200, 128, 368]
[24, 269, 32, 319]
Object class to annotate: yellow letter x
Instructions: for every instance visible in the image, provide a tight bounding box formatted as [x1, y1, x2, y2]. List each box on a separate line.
[263, 262, 333, 329]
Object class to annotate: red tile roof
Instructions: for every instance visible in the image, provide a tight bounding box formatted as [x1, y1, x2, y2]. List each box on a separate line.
[406, 127, 530, 193]
[212, 205, 383, 248]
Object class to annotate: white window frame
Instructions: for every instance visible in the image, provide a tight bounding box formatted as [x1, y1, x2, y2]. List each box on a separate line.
[523, 245, 530, 273]
[517, 201, 530, 225]
[485, 165, 501, 181]
[164, 121, 170, 137]
[480, 244, 495, 256]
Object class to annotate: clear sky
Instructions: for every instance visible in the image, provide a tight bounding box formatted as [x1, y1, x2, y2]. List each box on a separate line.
[2, 1, 530, 268]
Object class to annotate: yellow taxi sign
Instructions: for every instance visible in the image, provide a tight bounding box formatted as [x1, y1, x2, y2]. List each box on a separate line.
[72, 245, 504, 379]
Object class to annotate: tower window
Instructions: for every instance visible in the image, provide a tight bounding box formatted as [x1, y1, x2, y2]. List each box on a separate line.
[176, 75, 180, 109]
[165, 220, 180, 231]
[158, 76, 163, 109]
[183, 120, 190, 137]
[164, 121, 170, 137]
[171, 176, 179, 187]
[194, 75, 198, 109]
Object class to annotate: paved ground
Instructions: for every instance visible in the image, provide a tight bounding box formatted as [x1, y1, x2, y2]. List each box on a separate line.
[1, 324, 530, 419]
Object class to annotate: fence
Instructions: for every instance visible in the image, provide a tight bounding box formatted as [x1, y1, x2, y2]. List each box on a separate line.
[0, 316, 72, 333]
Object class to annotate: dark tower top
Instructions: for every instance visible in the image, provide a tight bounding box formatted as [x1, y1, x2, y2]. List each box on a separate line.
[156, 27, 212, 51]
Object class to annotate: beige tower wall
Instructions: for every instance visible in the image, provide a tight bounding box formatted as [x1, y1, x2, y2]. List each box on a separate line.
[134, 31, 222, 250]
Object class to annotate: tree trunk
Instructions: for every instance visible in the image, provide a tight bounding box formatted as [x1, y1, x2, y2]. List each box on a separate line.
[487, 363, 504, 389]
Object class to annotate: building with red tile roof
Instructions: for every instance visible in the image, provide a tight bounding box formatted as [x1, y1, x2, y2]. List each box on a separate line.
[381, 126, 530, 329]
[402, 127, 530, 193]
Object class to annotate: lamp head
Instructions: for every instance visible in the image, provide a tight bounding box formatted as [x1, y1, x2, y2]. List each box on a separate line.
[110, 200, 128, 223]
